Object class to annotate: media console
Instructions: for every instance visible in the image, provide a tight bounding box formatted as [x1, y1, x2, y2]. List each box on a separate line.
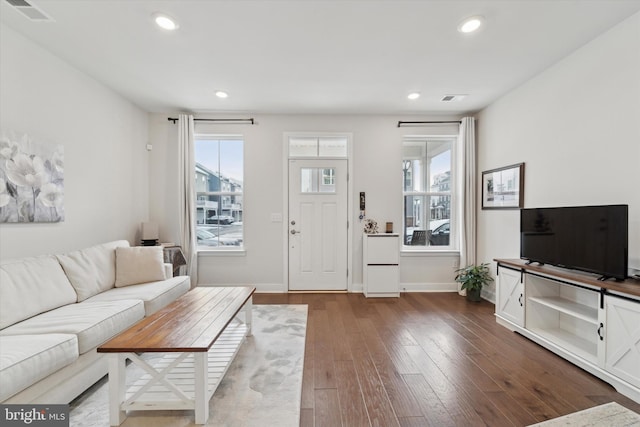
[495, 258, 640, 403]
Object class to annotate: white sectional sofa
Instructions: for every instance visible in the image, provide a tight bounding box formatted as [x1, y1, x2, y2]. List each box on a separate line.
[0, 240, 190, 404]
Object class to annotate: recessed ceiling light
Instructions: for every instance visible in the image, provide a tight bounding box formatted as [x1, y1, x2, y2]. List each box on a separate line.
[458, 16, 484, 33]
[407, 92, 420, 100]
[215, 91, 229, 99]
[152, 13, 179, 31]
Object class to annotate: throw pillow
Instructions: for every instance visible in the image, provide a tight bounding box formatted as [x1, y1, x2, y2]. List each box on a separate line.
[115, 246, 165, 287]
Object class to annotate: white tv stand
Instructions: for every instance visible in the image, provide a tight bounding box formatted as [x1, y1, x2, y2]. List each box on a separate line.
[495, 259, 640, 403]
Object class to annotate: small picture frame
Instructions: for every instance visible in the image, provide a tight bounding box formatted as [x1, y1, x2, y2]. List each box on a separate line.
[482, 163, 524, 210]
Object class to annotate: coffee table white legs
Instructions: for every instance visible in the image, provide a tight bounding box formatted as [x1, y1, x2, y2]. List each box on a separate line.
[194, 352, 208, 424]
[108, 354, 127, 426]
[244, 296, 253, 337]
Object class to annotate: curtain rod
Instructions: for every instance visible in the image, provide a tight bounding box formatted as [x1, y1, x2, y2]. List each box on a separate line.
[397, 120, 461, 127]
[167, 118, 255, 125]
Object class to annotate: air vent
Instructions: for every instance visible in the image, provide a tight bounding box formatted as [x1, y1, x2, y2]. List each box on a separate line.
[441, 94, 468, 102]
[4, 0, 53, 21]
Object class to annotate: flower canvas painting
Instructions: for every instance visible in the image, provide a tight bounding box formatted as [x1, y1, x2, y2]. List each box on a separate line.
[1, 129, 64, 222]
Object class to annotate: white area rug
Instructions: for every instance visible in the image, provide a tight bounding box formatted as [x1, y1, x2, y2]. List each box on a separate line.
[529, 402, 640, 426]
[69, 305, 307, 427]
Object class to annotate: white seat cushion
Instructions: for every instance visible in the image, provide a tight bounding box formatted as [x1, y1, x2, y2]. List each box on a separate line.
[86, 276, 190, 316]
[0, 300, 144, 354]
[0, 334, 78, 401]
[0, 255, 77, 329]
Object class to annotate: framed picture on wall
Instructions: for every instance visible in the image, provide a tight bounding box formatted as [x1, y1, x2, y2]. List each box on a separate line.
[481, 163, 524, 209]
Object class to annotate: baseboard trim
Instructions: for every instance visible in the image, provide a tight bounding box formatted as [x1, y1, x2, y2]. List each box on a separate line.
[198, 283, 460, 294]
[400, 282, 458, 292]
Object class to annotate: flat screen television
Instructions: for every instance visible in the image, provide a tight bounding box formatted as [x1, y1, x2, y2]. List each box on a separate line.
[520, 205, 628, 281]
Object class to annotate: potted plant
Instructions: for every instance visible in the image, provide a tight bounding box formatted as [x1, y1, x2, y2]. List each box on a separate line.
[454, 263, 494, 302]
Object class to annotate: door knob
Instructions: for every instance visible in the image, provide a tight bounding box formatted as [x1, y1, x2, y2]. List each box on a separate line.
[291, 229, 300, 235]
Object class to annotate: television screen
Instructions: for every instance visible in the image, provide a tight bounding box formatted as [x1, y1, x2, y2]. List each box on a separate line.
[520, 205, 628, 280]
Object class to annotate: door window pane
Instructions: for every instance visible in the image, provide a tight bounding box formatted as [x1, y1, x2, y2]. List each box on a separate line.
[300, 168, 336, 193]
[301, 168, 318, 193]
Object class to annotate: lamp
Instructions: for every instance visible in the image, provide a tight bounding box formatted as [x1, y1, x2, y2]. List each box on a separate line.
[140, 222, 159, 246]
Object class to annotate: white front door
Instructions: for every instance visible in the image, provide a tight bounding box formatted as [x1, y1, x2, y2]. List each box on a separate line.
[288, 159, 348, 291]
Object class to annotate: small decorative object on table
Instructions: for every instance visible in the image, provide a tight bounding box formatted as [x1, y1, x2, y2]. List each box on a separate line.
[140, 221, 159, 246]
[363, 219, 378, 234]
[454, 263, 494, 302]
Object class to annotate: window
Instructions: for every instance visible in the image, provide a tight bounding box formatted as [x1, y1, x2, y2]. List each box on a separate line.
[288, 136, 347, 158]
[194, 136, 243, 249]
[403, 137, 456, 248]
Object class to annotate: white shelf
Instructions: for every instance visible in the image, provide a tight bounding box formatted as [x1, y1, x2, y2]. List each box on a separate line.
[528, 296, 598, 325]
[528, 326, 597, 364]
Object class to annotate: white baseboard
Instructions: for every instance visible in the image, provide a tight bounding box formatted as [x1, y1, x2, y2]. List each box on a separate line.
[198, 283, 460, 294]
[400, 282, 458, 292]
[481, 288, 496, 304]
[198, 283, 287, 293]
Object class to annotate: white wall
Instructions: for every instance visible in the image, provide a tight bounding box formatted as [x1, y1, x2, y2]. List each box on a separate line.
[477, 12, 640, 300]
[148, 113, 461, 292]
[0, 24, 150, 259]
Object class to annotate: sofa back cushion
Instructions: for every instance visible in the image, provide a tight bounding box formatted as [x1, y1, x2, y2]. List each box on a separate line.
[57, 240, 130, 302]
[0, 256, 78, 329]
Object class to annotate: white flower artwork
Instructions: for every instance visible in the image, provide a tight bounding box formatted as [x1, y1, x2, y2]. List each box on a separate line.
[0, 129, 64, 223]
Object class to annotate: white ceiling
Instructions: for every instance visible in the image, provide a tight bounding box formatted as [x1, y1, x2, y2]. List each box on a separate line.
[2, 0, 639, 115]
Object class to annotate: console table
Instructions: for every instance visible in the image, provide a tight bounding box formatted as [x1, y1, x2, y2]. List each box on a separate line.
[495, 259, 640, 403]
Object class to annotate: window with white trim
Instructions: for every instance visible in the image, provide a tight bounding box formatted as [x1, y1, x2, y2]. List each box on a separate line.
[194, 136, 243, 249]
[403, 136, 456, 249]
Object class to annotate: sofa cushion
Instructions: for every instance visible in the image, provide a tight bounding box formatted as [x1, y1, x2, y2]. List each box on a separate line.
[0, 256, 78, 329]
[0, 300, 144, 354]
[115, 246, 166, 287]
[0, 334, 79, 401]
[86, 275, 190, 316]
[57, 240, 130, 301]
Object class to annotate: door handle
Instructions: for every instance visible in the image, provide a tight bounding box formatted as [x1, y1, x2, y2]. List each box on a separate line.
[518, 294, 523, 307]
[290, 230, 300, 235]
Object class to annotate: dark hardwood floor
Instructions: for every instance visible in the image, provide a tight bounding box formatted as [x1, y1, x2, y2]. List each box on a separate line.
[252, 292, 640, 427]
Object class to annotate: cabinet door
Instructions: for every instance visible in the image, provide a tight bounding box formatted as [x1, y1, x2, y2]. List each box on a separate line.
[496, 266, 525, 327]
[366, 265, 399, 295]
[603, 295, 640, 388]
[366, 235, 399, 264]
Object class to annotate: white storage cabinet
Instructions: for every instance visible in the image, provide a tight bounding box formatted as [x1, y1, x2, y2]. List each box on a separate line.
[363, 234, 399, 297]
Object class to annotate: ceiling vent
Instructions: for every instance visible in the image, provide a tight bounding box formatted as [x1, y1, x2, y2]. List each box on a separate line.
[441, 94, 468, 102]
[4, 0, 53, 21]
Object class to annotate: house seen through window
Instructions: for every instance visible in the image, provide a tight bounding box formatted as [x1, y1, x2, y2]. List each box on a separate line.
[403, 136, 456, 248]
[194, 136, 243, 248]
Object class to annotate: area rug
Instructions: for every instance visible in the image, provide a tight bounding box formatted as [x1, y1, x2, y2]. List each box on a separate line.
[528, 402, 640, 426]
[69, 304, 307, 427]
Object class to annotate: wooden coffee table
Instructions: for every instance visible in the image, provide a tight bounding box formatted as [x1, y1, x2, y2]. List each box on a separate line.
[98, 286, 255, 426]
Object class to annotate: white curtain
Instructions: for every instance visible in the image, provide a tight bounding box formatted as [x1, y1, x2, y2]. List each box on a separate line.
[458, 116, 477, 294]
[178, 114, 197, 287]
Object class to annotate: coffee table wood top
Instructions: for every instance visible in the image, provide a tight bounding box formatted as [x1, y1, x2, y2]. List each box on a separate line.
[98, 286, 255, 353]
